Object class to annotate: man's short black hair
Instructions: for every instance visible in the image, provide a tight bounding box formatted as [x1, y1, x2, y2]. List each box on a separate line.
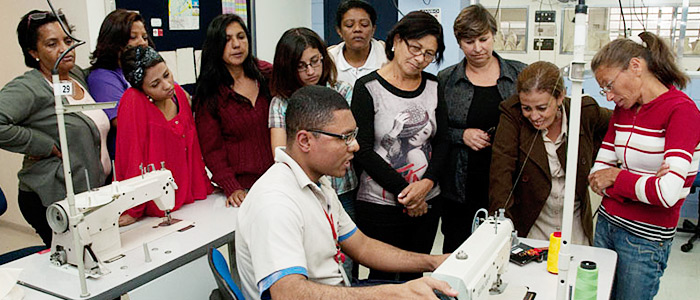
[286, 85, 350, 144]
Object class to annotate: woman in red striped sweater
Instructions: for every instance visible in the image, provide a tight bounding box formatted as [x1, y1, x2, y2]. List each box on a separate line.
[588, 31, 700, 300]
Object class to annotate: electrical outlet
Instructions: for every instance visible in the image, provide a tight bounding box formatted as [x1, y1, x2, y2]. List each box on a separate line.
[535, 10, 556, 23]
[533, 38, 555, 51]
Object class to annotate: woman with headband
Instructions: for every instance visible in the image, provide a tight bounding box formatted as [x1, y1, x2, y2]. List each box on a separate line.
[489, 61, 611, 245]
[588, 32, 700, 299]
[115, 45, 212, 226]
[0, 10, 108, 247]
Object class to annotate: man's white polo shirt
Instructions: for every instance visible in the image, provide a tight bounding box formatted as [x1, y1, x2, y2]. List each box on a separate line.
[327, 38, 388, 89]
[235, 147, 358, 300]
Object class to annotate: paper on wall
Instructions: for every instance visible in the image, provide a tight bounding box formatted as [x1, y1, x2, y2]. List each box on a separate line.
[194, 50, 202, 78]
[176, 48, 197, 85]
[159, 51, 179, 83]
[169, 0, 200, 30]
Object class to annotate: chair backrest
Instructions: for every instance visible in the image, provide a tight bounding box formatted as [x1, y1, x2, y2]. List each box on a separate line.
[208, 247, 245, 300]
[0, 186, 7, 216]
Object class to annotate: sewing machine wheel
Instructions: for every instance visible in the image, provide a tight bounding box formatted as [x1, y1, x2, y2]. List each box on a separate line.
[46, 204, 69, 233]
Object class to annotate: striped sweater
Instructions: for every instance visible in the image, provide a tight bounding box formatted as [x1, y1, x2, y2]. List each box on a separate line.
[590, 86, 700, 240]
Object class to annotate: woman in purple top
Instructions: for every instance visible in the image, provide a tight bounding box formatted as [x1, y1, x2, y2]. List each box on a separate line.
[88, 9, 155, 160]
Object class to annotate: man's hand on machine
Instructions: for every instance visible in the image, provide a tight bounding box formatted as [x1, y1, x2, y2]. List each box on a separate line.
[399, 277, 458, 299]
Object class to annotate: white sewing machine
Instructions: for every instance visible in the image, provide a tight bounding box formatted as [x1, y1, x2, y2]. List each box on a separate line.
[432, 211, 516, 300]
[46, 164, 178, 277]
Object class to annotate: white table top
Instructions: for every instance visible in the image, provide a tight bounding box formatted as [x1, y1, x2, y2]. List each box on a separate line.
[501, 238, 617, 300]
[5, 193, 236, 300]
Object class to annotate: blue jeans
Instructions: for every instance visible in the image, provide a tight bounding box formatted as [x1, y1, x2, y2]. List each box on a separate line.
[594, 216, 672, 300]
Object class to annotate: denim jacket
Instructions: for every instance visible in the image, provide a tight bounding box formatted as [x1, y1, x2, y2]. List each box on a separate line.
[437, 52, 526, 203]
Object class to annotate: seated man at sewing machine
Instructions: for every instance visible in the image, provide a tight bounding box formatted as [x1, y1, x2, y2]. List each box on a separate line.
[235, 86, 458, 300]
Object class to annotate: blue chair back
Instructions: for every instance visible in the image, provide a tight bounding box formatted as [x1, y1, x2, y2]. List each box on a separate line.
[0, 186, 7, 216]
[208, 248, 245, 300]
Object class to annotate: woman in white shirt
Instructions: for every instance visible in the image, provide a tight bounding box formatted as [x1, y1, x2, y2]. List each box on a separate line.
[327, 0, 387, 89]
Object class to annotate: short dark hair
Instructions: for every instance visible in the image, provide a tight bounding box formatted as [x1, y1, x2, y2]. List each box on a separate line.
[120, 45, 164, 90]
[335, 0, 377, 28]
[453, 4, 498, 42]
[90, 9, 154, 71]
[385, 11, 445, 64]
[286, 85, 350, 144]
[270, 28, 337, 99]
[17, 10, 72, 69]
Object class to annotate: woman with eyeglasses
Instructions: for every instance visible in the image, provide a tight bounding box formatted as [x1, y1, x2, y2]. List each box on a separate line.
[587, 32, 700, 300]
[350, 11, 447, 281]
[88, 9, 155, 163]
[488, 61, 611, 247]
[0, 10, 108, 247]
[268, 27, 357, 214]
[194, 14, 273, 208]
[436, 4, 527, 253]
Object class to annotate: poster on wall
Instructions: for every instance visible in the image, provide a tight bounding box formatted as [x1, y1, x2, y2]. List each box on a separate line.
[222, 0, 248, 25]
[169, 0, 200, 30]
[419, 8, 441, 24]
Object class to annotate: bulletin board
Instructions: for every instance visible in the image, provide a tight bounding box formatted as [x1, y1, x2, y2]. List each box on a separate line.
[116, 0, 252, 93]
[116, 0, 252, 51]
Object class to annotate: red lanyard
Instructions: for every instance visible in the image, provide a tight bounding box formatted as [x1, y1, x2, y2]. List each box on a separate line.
[279, 161, 345, 264]
[322, 205, 346, 264]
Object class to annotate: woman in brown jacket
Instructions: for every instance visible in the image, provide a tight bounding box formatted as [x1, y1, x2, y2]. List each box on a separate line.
[488, 61, 611, 244]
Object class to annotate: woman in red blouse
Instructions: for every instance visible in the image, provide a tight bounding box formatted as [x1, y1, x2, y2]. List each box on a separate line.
[116, 46, 213, 226]
[193, 14, 274, 207]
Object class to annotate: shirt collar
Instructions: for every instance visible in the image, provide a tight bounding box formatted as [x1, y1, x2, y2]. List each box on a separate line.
[457, 51, 519, 84]
[274, 146, 330, 190]
[541, 109, 568, 144]
[333, 39, 381, 72]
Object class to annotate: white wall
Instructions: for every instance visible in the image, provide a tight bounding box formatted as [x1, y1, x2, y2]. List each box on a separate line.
[479, 0, 700, 70]
[0, 0, 105, 231]
[399, 0, 463, 74]
[254, 0, 312, 62]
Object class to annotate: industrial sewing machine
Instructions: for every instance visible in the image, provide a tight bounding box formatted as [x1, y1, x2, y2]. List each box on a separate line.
[432, 210, 516, 300]
[45, 163, 178, 277]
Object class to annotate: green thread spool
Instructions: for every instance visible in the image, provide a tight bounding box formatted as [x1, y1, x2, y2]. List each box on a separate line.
[574, 261, 598, 300]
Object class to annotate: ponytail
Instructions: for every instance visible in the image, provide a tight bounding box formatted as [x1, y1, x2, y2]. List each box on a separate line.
[591, 31, 688, 89]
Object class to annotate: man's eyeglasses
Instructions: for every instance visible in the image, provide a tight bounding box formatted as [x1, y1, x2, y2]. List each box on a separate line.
[27, 9, 64, 29]
[308, 127, 359, 145]
[403, 40, 436, 63]
[599, 69, 624, 96]
[297, 55, 323, 73]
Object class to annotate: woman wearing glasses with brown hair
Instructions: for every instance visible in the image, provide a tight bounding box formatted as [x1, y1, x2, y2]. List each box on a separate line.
[268, 27, 357, 215]
[350, 11, 448, 281]
[0, 10, 108, 247]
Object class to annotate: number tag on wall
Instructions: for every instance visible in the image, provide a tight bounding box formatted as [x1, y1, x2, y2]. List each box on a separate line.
[53, 81, 73, 96]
